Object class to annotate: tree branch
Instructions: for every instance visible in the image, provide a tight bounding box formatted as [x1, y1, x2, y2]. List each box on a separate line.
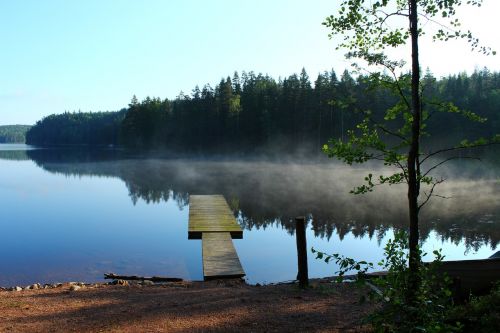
[388, 69, 411, 110]
[420, 142, 499, 164]
[371, 119, 409, 143]
[418, 178, 446, 210]
[421, 156, 480, 178]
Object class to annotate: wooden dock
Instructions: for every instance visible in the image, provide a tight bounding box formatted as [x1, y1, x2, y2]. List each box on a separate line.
[188, 195, 243, 239]
[188, 195, 245, 280]
[202, 232, 245, 279]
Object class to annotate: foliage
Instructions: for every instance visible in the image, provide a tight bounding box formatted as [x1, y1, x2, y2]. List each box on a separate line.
[26, 110, 126, 146]
[312, 248, 373, 283]
[25, 68, 500, 152]
[119, 68, 500, 153]
[322, 0, 498, 205]
[0, 125, 31, 143]
[321, 0, 498, 314]
[447, 282, 500, 332]
[324, 0, 494, 56]
[121, 96, 169, 148]
[313, 230, 459, 332]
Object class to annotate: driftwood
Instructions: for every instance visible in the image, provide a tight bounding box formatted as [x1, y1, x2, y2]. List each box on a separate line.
[104, 273, 183, 282]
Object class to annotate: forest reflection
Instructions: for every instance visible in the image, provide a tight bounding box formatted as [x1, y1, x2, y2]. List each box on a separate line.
[1, 147, 498, 251]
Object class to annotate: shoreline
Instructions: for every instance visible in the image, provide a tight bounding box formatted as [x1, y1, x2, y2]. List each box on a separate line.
[0, 275, 342, 292]
[0, 277, 373, 332]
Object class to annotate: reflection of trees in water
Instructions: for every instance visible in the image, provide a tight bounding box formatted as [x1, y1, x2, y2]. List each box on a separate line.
[425, 216, 499, 252]
[0, 149, 29, 161]
[127, 185, 189, 209]
[239, 215, 390, 244]
[24, 148, 499, 251]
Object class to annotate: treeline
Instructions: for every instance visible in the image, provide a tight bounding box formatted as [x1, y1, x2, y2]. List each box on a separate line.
[26, 110, 126, 146]
[0, 125, 31, 143]
[26, 68, 499, 152]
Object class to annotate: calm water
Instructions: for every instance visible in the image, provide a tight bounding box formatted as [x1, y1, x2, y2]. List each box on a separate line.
[0, 144, 498, 286]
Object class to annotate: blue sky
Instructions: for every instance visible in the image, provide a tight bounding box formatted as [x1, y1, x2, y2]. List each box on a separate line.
[1, 0, 499, 125]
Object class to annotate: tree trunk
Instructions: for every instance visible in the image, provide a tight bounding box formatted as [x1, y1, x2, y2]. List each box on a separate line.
[407, 0, 421, 303]
[295, 216, 309, 289]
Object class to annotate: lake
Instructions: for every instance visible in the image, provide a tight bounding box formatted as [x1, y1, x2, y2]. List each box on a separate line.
[0, 144, 498, 286]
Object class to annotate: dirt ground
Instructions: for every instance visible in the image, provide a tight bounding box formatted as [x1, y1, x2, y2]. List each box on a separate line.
[0, 279, 374, 333]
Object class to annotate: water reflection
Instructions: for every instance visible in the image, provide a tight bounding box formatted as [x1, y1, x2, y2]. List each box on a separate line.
[0, 149, 29, 160]
[1, 147, 496, 251]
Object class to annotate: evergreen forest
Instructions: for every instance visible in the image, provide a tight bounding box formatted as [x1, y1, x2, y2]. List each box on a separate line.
[26, 110, 126, 146]
[0, 125, 31, 143]
[25, 68, 500, 153]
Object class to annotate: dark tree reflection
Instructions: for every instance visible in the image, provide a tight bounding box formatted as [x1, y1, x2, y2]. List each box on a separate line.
[7, 147, 498, 251]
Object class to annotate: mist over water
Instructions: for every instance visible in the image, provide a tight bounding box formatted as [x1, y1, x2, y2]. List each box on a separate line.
[21, 147, 499, 245]
[0, 145, 498, 285]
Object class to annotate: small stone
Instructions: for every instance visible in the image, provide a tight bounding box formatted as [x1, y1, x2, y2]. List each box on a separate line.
[140, 280, 154, 286]
[30, 283, 41, 290]
[70, 285, 82, 291]
[110, 279, 129, 286]
[13, 286, 22, 291]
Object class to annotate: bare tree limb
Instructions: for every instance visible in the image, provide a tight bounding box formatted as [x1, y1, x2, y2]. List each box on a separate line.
[421, 156, 480, 178]
[418, 178, 446, 210]
[420, 142, 499, 164]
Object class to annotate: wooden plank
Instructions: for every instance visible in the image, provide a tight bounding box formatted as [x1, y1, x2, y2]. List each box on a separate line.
[188, 195, 246, 279]
[202, 232, 245, 279]
[188, 195, 242, 239]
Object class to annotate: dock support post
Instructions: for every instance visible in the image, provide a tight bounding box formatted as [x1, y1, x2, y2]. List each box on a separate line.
[295, 216, 309, 288]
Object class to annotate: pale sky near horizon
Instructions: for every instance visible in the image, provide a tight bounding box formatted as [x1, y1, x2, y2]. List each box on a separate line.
[1, 0, 499, 125]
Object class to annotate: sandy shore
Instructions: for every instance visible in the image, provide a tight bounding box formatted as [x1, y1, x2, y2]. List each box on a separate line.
[0, 279, 373, 332]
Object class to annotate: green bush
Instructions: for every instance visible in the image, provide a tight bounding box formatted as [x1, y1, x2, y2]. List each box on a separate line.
[446, 283, 500, 332]
[313, 230, 460, 332]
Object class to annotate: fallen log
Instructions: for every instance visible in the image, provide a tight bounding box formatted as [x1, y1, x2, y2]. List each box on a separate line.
[104, 273, 183, 282]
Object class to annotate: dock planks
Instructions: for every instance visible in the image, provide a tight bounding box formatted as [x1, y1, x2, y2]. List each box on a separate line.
[188, 194, 245, 280]
[188, 195, 242, 239]
[202, 232, 245, 279]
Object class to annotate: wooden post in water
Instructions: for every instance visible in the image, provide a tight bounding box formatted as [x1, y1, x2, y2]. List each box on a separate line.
[295, 216, 309, 288]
